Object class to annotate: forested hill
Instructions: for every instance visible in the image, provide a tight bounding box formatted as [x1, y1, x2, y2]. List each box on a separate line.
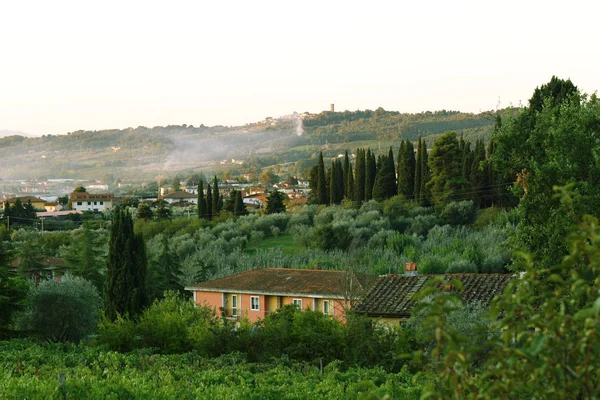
[303, 107, 517, 143]
[0, 108, 514, 180]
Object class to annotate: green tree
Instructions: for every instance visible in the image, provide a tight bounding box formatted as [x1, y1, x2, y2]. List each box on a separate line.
[343, 150, 350, 198]
[105, 207, 148, 320]
[233, 190, 247, 216]
[20, 275, 102, 342]
[147, 235, 182, 302]
[197, 180, 207, 219]
[63, 225, 106, 291]
[212, 176, 221, 216]
[171, 176, 180, 192]
[136, 203, 153, 220]
[0, 241, 28, 339]
[365, 149, 376, 200]
[316, 152, 327, 205]
[414, 136, 422, 203]
[154, 199, 171, 220]
[493, 80, 600, 267]
[397, 139, 416, 200]
[266, 190, 287, 214]
[420, 138, 431, 205]
[206, 184, 213, 220]
[73, 186, 86, 193]
[329, 160, 343, 205]
[426, 132, 466, 205]
[469, 138, 488, 207]
[346, 162, 355, 202]
[355, 148, 366, 203]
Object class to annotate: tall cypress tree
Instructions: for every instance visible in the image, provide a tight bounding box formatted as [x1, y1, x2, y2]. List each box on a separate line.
[414, 136, 422, 202]
[365, 149, 376, 200]
[317, 152, 327, 205]
[355, 149, 366, 203]
[347, 162, 355, 202]
[470, 138, 488, 207]
[386, 147, 397, 197]
[197, 180, 206, 219]
[420, 139, 431, 205]
[234, 190, 247, 216]
[398, 139, 416, 199]
[372, 155, 388, 201]
[206, 184, 213, 220]
[105, 207, 148, 320]
[212, 176, 220, 215]
[343, 150, 350, 198]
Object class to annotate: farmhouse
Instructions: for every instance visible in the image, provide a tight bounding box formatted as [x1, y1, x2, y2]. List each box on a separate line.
[70, 192, 114, 212]
[2, 196, 47, 210]
[186, 268, 376, 323]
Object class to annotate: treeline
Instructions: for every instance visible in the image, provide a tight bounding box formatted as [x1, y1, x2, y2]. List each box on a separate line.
[308, 128, 512, 208]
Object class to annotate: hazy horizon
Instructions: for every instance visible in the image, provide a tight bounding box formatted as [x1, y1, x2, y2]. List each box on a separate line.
[2, 0, 598, 136]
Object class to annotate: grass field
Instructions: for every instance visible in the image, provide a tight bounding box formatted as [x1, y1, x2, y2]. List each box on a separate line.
[245, 234, 304, 254]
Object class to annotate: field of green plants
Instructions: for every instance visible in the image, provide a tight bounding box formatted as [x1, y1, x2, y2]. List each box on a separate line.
[0, 341, 430, 399]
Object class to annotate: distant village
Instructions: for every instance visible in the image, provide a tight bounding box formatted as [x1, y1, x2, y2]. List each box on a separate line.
[0, 174, 311, 221]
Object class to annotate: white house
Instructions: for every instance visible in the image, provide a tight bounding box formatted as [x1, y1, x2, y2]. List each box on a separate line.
[70, 192, 114, 212]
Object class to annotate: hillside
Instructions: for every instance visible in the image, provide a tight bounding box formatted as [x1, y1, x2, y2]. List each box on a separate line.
[0, 108, 514, 180]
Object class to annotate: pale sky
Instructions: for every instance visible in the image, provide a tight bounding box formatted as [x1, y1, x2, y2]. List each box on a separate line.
[1, 0, 598, 136]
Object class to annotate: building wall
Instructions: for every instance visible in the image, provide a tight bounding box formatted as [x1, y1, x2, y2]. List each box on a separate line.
[72, 200, 112, 212]
[192, 290, 347, 322]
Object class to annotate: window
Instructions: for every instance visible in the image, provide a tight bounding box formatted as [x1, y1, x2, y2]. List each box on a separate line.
[231, 295, 238, 317]
[94, 201, 97, 205]
[251, 296, 260, 311]
[100, 201, 104, 205]
[77, 202, 82, 206]
[323, 300, 330, 315]
[293, 299, 302, 309]
[87, 202, 91, 205]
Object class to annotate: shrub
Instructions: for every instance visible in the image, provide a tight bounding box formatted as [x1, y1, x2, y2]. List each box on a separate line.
[19, 275, 102, 342]
[408, 214, 441, 236]
[445, 259, 478, 274]
[439, 201, 477, 226]
[418, 254, 446, 274]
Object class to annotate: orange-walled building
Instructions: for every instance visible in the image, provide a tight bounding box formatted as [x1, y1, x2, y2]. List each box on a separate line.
[185, 268, 375, 323]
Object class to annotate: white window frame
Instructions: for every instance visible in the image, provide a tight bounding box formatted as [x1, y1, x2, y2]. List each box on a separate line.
[231, 295, 238, 317]
[323, 300, 330, 315]
[250, 296, 260, 311]
[293, 299, 302, 309]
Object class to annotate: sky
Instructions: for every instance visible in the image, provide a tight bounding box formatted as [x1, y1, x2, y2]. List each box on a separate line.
[1, 0, 598, 136]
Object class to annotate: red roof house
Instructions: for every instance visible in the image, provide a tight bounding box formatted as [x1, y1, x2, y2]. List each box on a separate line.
[185, 268, 376, 323]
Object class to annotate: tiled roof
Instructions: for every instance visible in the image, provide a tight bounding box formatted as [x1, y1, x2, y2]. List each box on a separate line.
[354, 274, 513, 318]
[5, 196, 46, 203]
[11, 256, 66, 268]
[70, 192, 114, 201]
[186, 268, 376, 298]
[161, 191, 197, 199]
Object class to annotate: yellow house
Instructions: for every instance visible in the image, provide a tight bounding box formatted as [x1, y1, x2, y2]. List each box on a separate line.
[3, 196, 47, 211]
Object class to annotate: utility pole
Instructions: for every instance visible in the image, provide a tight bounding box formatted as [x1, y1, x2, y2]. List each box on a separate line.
[41, 217, 44, 232]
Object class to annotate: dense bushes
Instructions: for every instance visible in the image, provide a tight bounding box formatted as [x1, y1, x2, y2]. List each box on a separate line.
[96, 293, 411, 371]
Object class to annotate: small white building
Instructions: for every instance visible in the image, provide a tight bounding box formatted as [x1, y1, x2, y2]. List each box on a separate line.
[70, 192, 114, 212]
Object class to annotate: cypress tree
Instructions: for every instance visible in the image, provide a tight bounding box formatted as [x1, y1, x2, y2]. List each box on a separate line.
[347, 162, 355, 202]
[386, 146, 397, 197]
[365, 149, 376, 200]
[212, 176, 220, 215]
[197, 180, 206, 219]
[317, 152, 327, 205]
[372, 155, 388, 201]
[324, 167, 331, 205]
[469, 138, 487, 207]
[308, 165, 319, 204]
[234, 190, 247, 216]
[105, 207, 148, 320]
[343, 150, 350, 198]
[206, 184, 213, 220]
[397, 139, 416, 199]
[414, 136, 422, 202]
[426, 132, 468, 205]
[329, 161, 336, 205]
[355, 149, 365, 203]
[420, 138, 431, 205]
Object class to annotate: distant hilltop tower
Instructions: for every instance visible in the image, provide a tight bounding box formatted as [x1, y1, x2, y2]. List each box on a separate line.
[330, 103, 335, 112]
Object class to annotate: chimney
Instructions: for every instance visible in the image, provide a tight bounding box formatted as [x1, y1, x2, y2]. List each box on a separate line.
[405, 262, 418, 276]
